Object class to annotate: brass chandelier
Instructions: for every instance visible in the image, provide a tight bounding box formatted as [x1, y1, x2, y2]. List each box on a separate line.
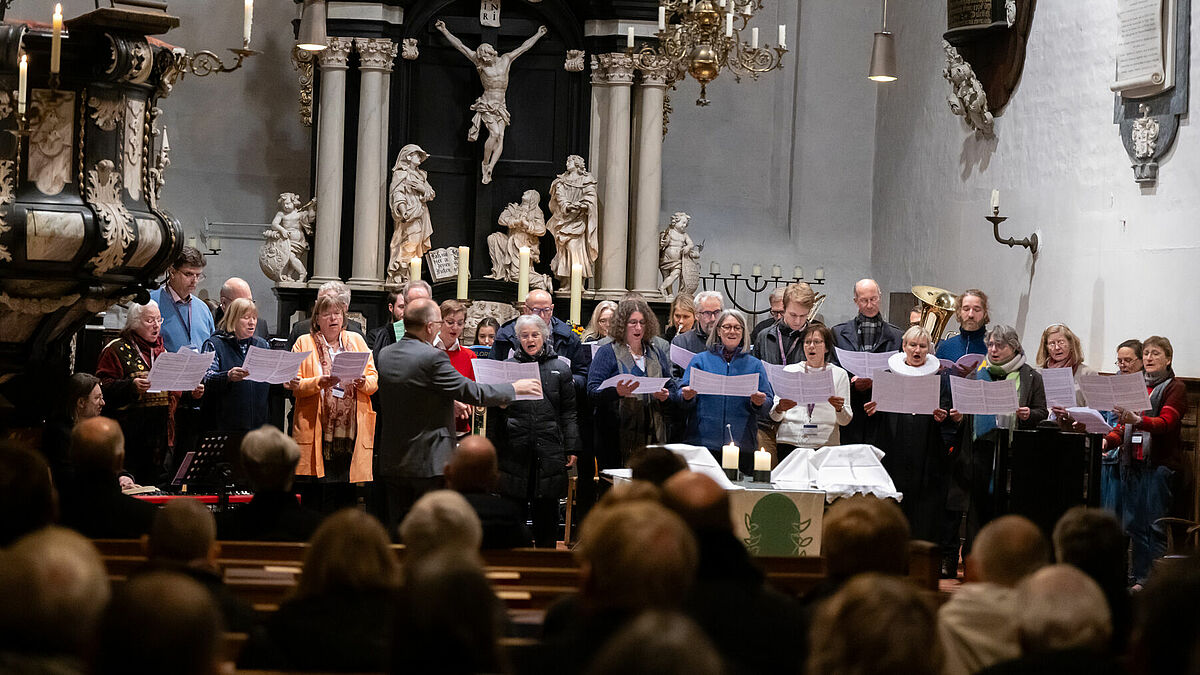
[630, 0, 789, 106]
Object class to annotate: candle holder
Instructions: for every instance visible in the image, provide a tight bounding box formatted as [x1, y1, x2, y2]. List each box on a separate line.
[752, 468, 771, 483]
[723, 467, 740, 482]
[700, 268, 827, 322]
[986, 206, 1038, 255]
[176, 38, 261, 79]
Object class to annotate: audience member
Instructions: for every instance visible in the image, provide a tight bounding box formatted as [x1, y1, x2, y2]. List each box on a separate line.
[239, 509, 400, 672]
[219, 424, 323, 541]
[662, 471, 804, 675]
[938, 515, 1050, 675]
[0, 440, 57, 546]
[399, 489, 484, 562]
[93, 571, 224, 675]
[444, 436, 534, 549]
[819, 495, 911, 586]
[58, 417, 156, 538]
[40, 372, 104, 482]
[629, 445, 687, 485]
[807, 573, 942, 675]
[1052, 506, 1131, 654]
[0, 526, 109, 673]
[584, 610, 723, 675]
[1128, 555, 1200, 675]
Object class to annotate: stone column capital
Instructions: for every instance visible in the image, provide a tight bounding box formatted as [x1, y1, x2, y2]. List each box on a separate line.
[593, 53, 635, 85]
[318, 37, 355, 70]
[355, 38, 399, 72]
[638, 64, 676, 87]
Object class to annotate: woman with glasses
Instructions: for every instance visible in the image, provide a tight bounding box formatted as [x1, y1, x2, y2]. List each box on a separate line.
[1102, 336, 1187, 587]
[863, 325, 953, 544]
[437, 300, 476, 436]
[199, 298, 271, 433]
[1036, 323, 1097, 409]
[587, 298, 678, 467]
[680, 309, 773, 473]
[96, 301, 203, 484]
[582, 300, 617, 343]
[770, 322, 851, 461]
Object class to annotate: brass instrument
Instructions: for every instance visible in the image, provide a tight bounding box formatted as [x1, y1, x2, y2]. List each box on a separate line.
[811, 292, 828, 322]
[471, 405, 487, 437]
[911, 285, 958, 343]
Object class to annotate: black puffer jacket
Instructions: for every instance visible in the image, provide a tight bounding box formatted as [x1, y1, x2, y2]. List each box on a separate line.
[490, 345, 578, 501]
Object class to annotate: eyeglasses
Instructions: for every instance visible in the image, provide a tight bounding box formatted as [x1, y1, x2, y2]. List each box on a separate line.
[528, 306, 554, 316]
[719, 324, 743, 333]
[697, 310, 721, 319]
[177, 270, 206, 281]
[142, 317, 164, 326]
[443, 319, 464, 328]
[1115, 358, 1140, 366]
[626, 319, 645, 326]
[803, 338, 824, 346]
[769, 309, 784, 318]
[1047, 339, 1068, 348]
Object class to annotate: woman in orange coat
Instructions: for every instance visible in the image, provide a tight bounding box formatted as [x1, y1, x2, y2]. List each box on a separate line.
[285, 294, 378, 512]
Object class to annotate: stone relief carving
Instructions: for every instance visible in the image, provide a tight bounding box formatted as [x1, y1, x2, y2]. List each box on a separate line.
[0, 91, 12, 120]
[290, 45, 315, 127]
[124, 97, 146, 201]
[1005, 0, 1017, 27]
[486, 189, 552, 290]
[564, 49, 585, 72]
[386, 144, 436, 284]
[546, 155, 599, 292]
[28, 90, 75, 196]
[1132, 104, 1159, 159]
[148, 118, 170, 210]
[658, 212, 701, 299]
[464, 300, 519, 347]
[260, 192, 316, 283]
[0, 291, 80, 315]
[88, 94, 123, 131]
[0, 160, 12, 262]
[402, 38, 419, 60]
[86, 159, 135, 275]
[942, 41, 994, 136]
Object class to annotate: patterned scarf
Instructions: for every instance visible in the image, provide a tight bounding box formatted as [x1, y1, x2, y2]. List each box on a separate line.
[315, 331, 357, 459]
[975, 352, 1025, 439]
[856, 313, 883, 351]
[613, 340, 668, 465]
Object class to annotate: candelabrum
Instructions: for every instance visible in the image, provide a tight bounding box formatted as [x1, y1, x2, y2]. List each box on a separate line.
[701, 266, 826, 319]
[629, 0, 788, 106]
[175, 38, 260, 79]
[985, 206, 1038, 255]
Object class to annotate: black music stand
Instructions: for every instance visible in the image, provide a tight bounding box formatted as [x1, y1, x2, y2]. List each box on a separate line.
[170, 430, 248, 510]
[988, 428, 1103, 537]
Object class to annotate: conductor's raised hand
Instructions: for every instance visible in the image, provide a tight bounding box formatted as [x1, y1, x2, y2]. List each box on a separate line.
[537, 25, 548, 36]
[513, 378, 542, 398]
[435, 19, 446, 30]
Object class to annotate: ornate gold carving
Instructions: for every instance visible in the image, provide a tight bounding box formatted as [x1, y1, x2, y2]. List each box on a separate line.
[291, 45, 315, 127]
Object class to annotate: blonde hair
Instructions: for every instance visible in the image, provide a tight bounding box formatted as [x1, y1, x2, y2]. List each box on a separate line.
[1036, 323, 1084, 367]
[297, 509, 399, 598]
[220, 297, 257, 333]
[782, 282, 815, 311]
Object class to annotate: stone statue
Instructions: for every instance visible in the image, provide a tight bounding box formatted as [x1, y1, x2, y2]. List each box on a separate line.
[658, 212, 701, 298]
[546, 155, 599, 292]
[1005, 0, 1017, 27]
[1132, 104, 1159, 159]
[259, 192, 316, 283]
[434, 19, 548, 185]
[942, 41, 994, 136]
[564, 49, 585, 72]
[487, 189, 552, 289]
[402, 38, 419, 60]
[386, 144, 436, 285]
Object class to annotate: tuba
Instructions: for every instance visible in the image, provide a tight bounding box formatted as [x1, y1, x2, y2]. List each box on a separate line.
[912, 285, 958, 343]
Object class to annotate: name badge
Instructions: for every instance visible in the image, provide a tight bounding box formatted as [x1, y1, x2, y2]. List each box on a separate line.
[332, 386, 345, 399]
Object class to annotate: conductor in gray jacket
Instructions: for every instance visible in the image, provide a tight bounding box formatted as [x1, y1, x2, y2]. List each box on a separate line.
[376, 298, 542, 534]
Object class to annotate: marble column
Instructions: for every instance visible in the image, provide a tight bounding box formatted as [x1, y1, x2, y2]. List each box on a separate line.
[629, 66, 671, 298]
[594, 53, 634, 296]
[310, 37, 354, 285]
[348, 38, 397, 289]
[588, 55, 610, 227]
[377, 59, 393, 282]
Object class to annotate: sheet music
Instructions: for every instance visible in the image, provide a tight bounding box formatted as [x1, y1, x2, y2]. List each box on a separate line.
[329, 351, 370, 382]
[1079, 372, 1153, 412]
[597, 375, 670, 393]
[766, 365, 835, 405]
[687, 368, 760, 397]
[146, 350, 214, 392]
[1038, 367, 1079, 408]
[242, 346, 312, 384]
[870, 371, 941, 415]
[471, 359, 543, 400]
[834, 347, 895, 379]
[670, 344, 697, 369]
[1066, 407, 1115, 434]
[949, 377, 1020, 415]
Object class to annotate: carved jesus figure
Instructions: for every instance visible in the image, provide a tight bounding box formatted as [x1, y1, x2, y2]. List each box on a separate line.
[434, 19, 548, 184]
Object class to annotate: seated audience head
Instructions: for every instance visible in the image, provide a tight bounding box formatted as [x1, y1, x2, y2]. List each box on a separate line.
[124, 299, 162, 342]
[317, 279, 351, 308]
[966, 514, 1049, 586]
[781, 282, 816, 331]
[587, 300, 618, 339]
[669, 294, 696, 333]
[0, 441, 56, 545]
[807, 573, 942, 675]
[628, 446, 687, 486]
[299, 509, 400, 598]
[385, 290, 404, 323]
[166, 246, 207, 300]
[399, 489, 483, 561]
[147, 498, 218, 565]
[1129, 555, 1200, 675]
[1014, 564, 1111, 655]
[523, 289, 555, 322]
[661, 470, 732, 532]
[1052, 506, 1127, 593]
[576, 500, 698, 611]
[474, 317, 500, 346]
[394, 549, 505, 675]
[853, 279, 883, 318]
[93, 571, 223, 675]
[1036, 323, 1084, 368]
[598, 478, 663, 506]
[584, 610, 723, 675]
[219, 297, 258, 338]
[692, 290, 723, 336]
[821, 496, 910, 581]
[403, 297, 441, 343]
[707, 308, 751, 352]
[240, 424, 301, 492]
[0, 526, 110, 657]
[439, 299, 468, 346]
[402, 279, 432, 303]
[218, 276, 253, 312]
[957, 288, 990, 331]
[984, 324, 1024, 366]
[69, 416, 125, 477]
[444, 436, 499, 494]
[63, 372, 104, 422]
[1115, 338, 1144, 373]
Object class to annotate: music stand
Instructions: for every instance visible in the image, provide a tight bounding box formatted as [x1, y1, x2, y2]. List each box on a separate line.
[170, 430, 248, 510]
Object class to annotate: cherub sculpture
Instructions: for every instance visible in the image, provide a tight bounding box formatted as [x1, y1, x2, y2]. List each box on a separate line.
[260, 192, 316, 283]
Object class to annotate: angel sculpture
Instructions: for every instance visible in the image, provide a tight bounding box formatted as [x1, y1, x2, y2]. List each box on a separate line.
[259, 192, 316, 283]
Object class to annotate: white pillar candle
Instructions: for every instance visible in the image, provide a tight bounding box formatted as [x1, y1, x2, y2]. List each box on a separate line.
[991, 188, 1000, 209]
[814, 266, 825, 281]
[244, 0, 254, 44]
[793, 265, 803, 279]
[779, 24, 786, 49]
[658, 6, 666, 30]
[50, 4, 62, 75]
[209, 237, 220, 251]
[730, 263, 741, 276]
[718, 0, 726, 7]
[457, 246, 469, 299]
[751, 26, 759, 49]
[17, 54, 27, 117]
[726, 12, 734, 37]
[627, 26, 635, 48]
[721, 443, 739, 469]
[772, 264, 782, 278]
[711, 261, 720, 275]
[569, 263, 582, 325]
[187, 236, 197, 249]
[752, 264, 762, 277]
[754, 447, 771, 471]
[517, 246, 530, 302]
[410, 256, 421, 282]
[743, 3, 753, 16]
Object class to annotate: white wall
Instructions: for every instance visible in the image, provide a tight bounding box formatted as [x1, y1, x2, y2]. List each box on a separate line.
[873, 0, 1200, 374]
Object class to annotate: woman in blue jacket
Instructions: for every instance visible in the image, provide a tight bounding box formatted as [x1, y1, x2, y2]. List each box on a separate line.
[201, 298, 270, 432]
[681, 308, 773, 473]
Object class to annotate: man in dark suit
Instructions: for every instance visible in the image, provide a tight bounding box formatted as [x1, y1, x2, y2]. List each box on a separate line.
[286, 280, 364, 349]
[489, 289, 589, 388]
[831, 279, 903, 445]
[217, 425, 322, 542]
[377, 298, 542, 532]
[58, 417, 156, 539]
[444, 435, 533, 549]
[368, 280, 431, 360]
